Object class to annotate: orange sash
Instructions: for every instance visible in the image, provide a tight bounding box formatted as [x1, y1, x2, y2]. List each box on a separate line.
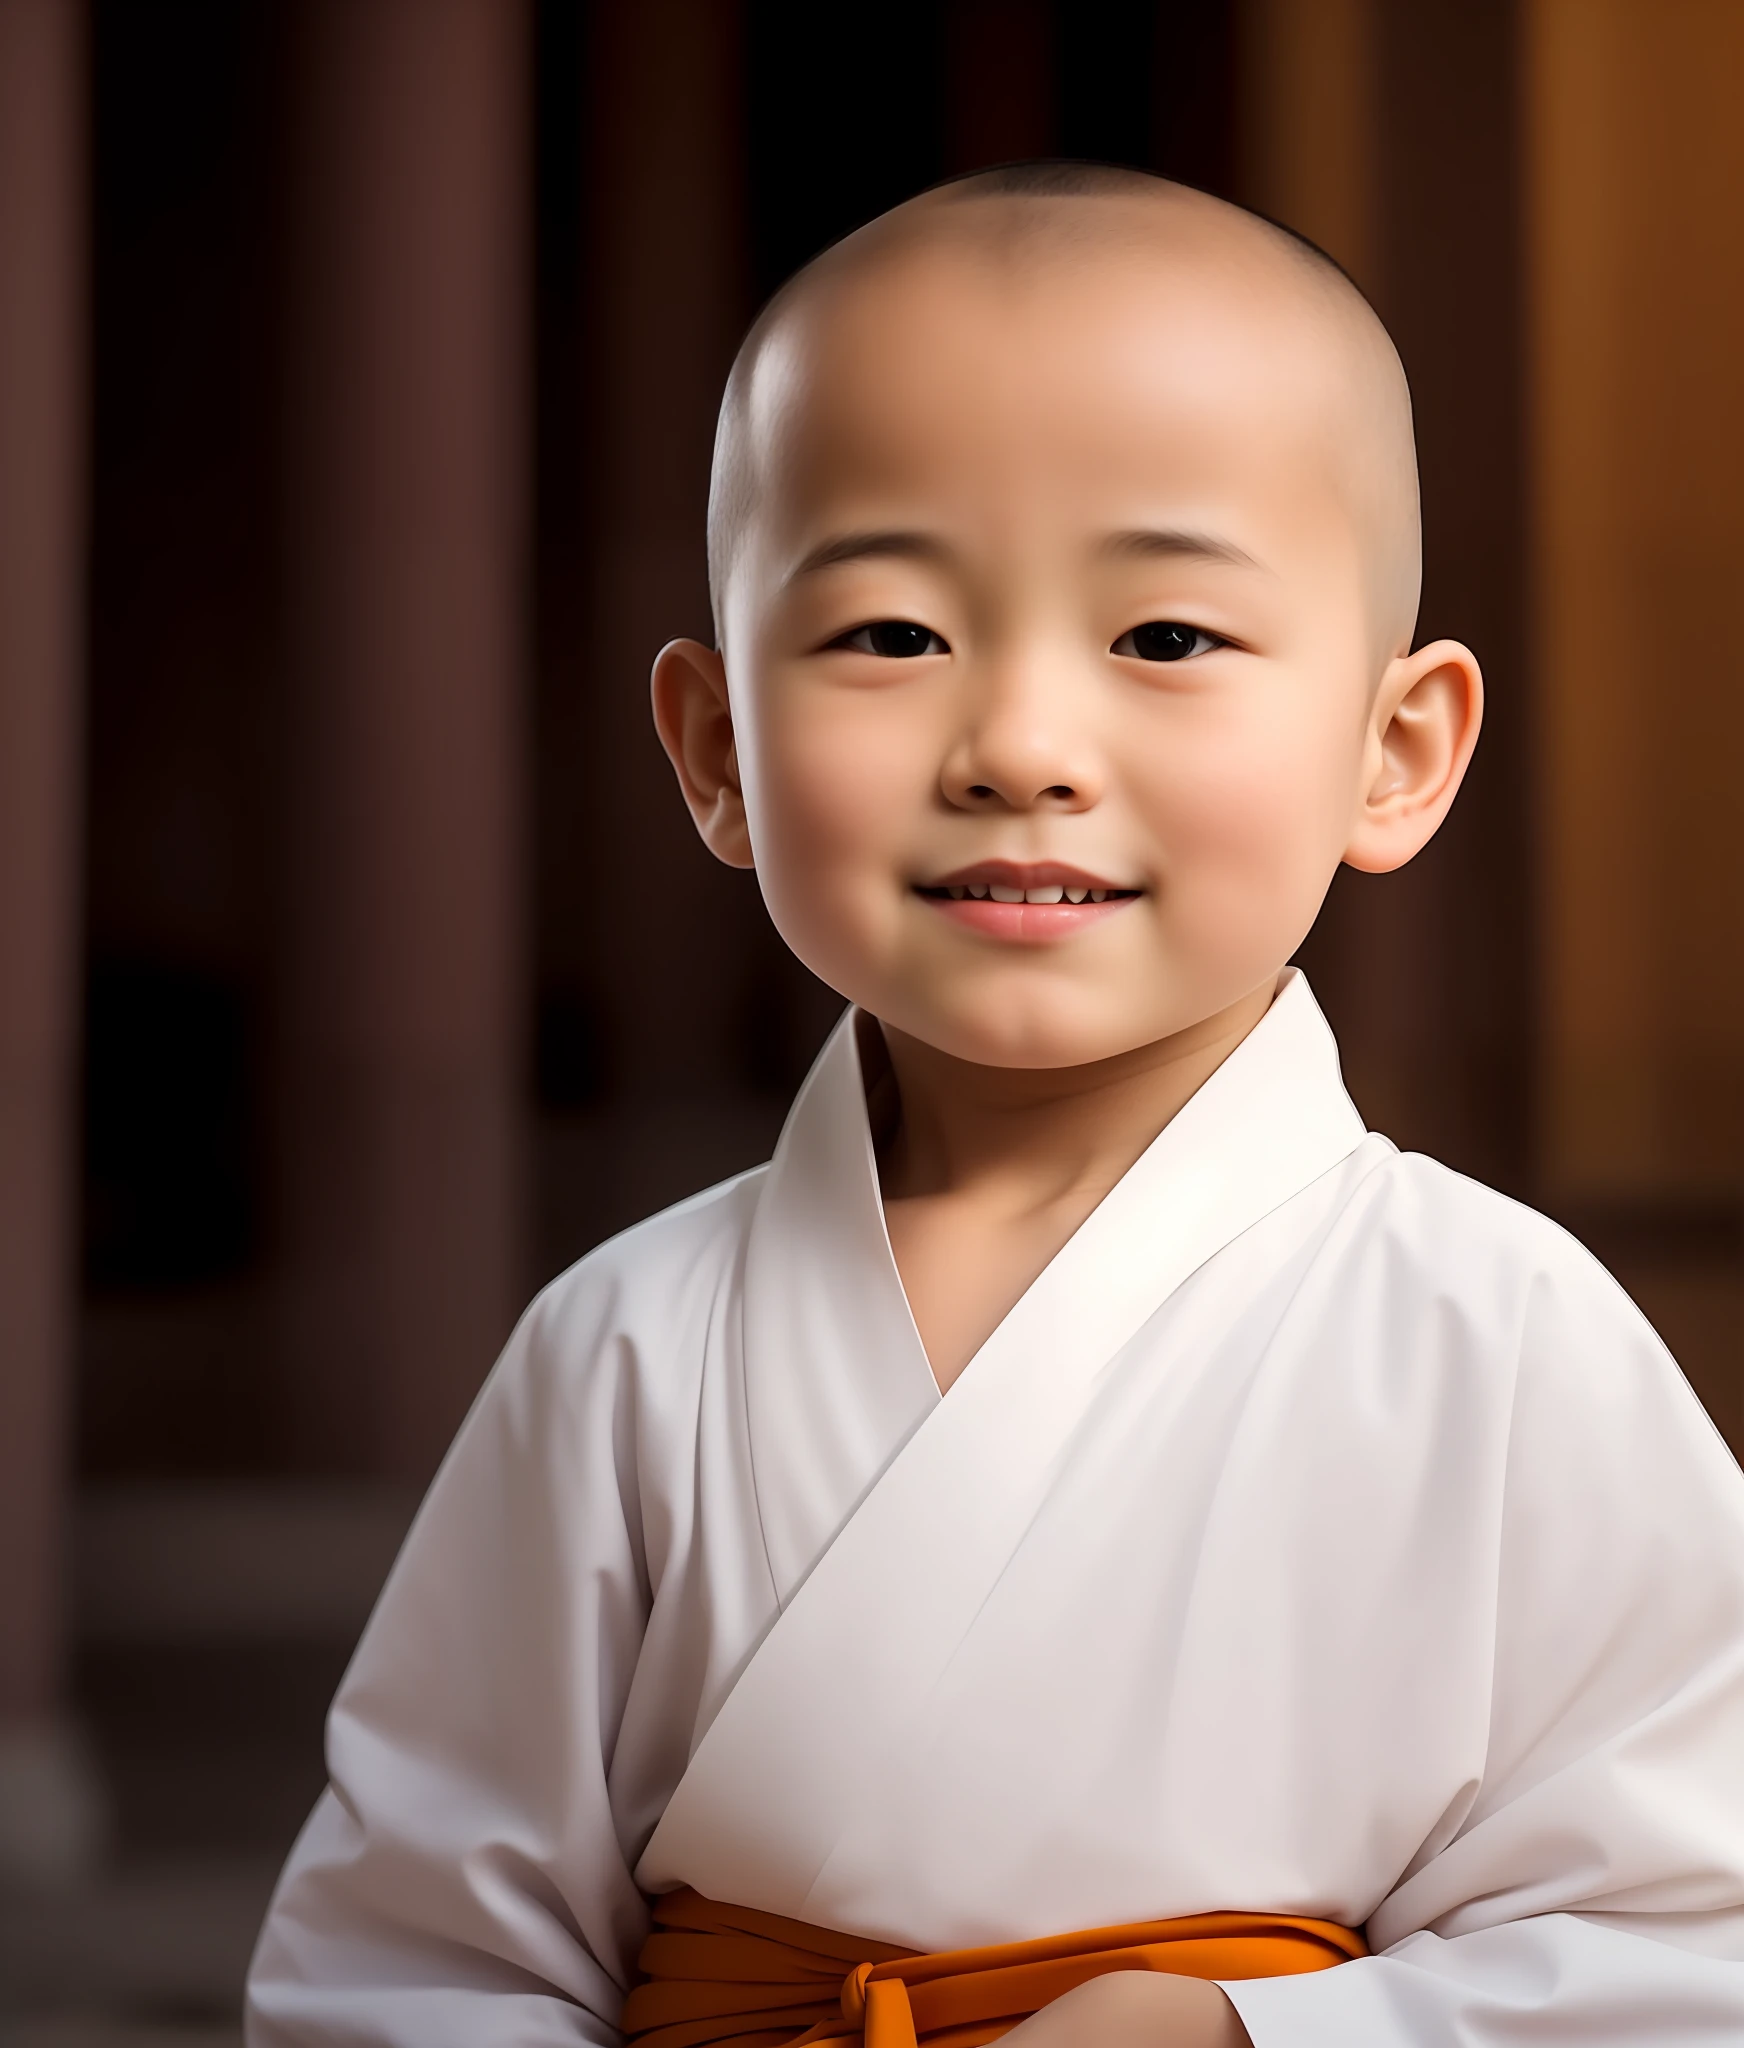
[622, 1887, 1366, 2048]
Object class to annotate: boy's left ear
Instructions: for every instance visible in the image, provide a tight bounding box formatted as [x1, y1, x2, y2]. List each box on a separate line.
[651, 638, 756, 870]
[1342, 638, 1484, 874]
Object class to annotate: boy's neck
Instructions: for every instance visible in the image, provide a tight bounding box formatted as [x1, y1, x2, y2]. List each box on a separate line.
[872, 978, 1279, 1215]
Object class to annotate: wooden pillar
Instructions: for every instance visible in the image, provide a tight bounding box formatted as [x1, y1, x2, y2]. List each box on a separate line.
[1238, 0, 1378, 286]
[279, 0, 529, 1480]
[558, 0, 764, 1108]
[0, 0, 102, 1884]
[1238, 0, 1531, 1192]
[1526, 0, 1744, 1203]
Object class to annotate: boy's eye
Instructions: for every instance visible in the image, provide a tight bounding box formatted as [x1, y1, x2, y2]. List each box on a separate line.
[837, 620, 950, 658]
[1112, 621, 1220, 662]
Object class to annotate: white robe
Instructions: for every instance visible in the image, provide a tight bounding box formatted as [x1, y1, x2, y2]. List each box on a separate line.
[246, 972, 1744, 2046]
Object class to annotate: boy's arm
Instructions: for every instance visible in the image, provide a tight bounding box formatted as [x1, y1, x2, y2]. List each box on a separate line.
[245, 1271, 684, 2047]
[1221, 1248, 1744, 2046]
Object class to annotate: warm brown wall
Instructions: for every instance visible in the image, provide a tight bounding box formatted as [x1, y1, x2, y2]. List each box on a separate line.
[1527, 0, 1744, 1203]
[1239, 0, 1376, 283]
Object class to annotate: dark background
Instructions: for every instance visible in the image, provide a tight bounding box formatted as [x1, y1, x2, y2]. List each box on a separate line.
[80, 0, 1533, 1476]
[4, 2, 1736, 2038]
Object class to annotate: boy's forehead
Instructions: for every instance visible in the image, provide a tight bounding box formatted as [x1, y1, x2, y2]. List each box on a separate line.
[746, 229, 1350, 522]
[713, 186, 1421, 647]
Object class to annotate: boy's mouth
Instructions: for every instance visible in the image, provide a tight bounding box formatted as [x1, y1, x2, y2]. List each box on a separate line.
[914, 862, 1141, 941]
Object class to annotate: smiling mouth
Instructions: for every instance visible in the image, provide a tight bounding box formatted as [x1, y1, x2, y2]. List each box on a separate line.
[919, 879, 1137, 904]
[914, 862, 1142, 906]
[912, 864, 1142, 940]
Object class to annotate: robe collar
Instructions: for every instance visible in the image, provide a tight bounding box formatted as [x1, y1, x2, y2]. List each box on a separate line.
[739, 967, 1369, 1611]
[645, 970, 1368, 1916]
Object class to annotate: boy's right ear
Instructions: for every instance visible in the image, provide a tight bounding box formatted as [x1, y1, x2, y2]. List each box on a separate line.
[650, 639, 756, 870]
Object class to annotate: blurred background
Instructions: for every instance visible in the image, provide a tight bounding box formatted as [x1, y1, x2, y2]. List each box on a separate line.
[0, 0, 1739, 2038]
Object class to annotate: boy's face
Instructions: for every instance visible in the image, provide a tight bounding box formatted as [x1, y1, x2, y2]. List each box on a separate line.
[668, 224, 1474, 1071]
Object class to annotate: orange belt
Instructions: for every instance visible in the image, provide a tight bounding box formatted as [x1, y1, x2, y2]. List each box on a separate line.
[622, 1887, 1366, 2048]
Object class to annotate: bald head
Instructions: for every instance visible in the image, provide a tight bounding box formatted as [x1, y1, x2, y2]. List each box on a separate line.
[707, 164, 1421, 660]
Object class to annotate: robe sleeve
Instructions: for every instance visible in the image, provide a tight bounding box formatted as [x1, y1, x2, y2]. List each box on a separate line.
[1223, 1233, 1744, 2046]
[244, 1211, 728, 2048]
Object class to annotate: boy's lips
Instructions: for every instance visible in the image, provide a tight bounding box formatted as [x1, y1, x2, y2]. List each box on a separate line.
[914, 861, 1142, 942]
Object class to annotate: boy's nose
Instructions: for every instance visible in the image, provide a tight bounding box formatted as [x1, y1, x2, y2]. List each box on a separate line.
[940, 690, 1102, 814]
[950, 769, 1088, 811]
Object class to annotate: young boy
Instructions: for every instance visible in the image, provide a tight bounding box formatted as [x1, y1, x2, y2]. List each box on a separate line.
[247, 167, 1744, 2047]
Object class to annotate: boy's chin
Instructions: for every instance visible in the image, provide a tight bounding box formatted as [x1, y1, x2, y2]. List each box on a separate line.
[882, 986, 1182, 1073]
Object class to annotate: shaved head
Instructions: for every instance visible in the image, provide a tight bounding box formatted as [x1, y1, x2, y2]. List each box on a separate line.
[655, 162, 1481, 1080]
[707, 163, 1421, 661]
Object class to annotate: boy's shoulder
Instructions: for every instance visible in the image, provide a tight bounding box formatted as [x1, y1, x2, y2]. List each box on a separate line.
[437, 1166, 770, 1495]
[395, 1170, 774, 1580]
[1354, 1142, 1593, 1272]
[1337, 1140, 1689, 1391]
[527, 1160, 769, 1350]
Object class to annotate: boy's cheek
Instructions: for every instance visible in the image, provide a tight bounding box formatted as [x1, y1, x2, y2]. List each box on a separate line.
[751, 716, 932, 871]
[749, 771, 913, 974]
[1161, 826, 1346, 997]
[755, 775, 906, 897]
[756, 866, 916, 1014]
[1139, 773, 1347, 979]
[1135, 721, 1354, 868]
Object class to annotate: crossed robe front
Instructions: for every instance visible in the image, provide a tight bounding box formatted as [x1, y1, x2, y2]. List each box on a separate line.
[246, 972, 1744, 2046]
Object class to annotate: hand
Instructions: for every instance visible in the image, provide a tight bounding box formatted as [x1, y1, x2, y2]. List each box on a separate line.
[996, 1970, 1253, 2048]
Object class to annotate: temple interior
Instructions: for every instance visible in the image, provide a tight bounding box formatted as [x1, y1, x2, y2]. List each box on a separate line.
[1, 1, 1739, 2038]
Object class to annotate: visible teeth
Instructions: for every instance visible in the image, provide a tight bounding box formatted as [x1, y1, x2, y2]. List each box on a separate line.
[1024, 885, 1063, 904]
[1089, 889, 1108, 902]
[1065, 887, 1087, 904]
[948, 885, 967, 899]
[968, 882, 989, 899]
[989, 883, 1024, 903]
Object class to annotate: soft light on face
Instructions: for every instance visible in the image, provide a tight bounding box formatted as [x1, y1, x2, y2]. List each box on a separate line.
[715, 230, 1405, 1070]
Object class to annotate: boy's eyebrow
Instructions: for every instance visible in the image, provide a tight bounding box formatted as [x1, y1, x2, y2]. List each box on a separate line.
[785, 530, 950, 583]
[1100, 527, 1264, 570]
[783, 526, 1263, 584]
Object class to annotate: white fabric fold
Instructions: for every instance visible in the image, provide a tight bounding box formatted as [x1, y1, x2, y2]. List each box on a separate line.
[247, 974, 1744, 2047]
[645, 969, 1367, 1913]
